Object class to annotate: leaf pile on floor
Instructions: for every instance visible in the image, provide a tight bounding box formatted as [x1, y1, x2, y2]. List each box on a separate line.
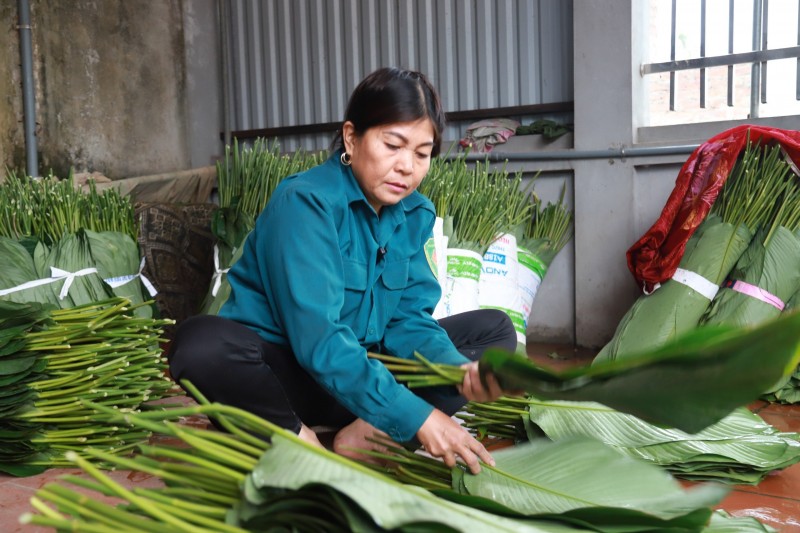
[0, 297, 174, 477]
[20, 392, 776, 532]
[463, 399, 800, 485]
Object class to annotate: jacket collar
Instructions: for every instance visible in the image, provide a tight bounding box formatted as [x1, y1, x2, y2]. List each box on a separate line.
[334, 150, 427, 226]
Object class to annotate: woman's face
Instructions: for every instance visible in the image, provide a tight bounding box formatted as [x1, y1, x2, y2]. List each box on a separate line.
[342, 118, 435, 215]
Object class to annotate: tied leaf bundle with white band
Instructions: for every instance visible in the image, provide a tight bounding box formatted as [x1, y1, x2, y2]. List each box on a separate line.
[701, 225, 800, 329]
[671, 268, 719, 301]
[0, 266, 99, 300]
[211, 244, 231, 297]
[595, 215, 753, 363]
[102, 257, 158, 297]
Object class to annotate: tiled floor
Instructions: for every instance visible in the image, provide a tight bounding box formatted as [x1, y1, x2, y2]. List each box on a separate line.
[2, 343, 800, 532]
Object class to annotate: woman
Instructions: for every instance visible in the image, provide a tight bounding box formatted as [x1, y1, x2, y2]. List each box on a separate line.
[169, 67, 518, 474]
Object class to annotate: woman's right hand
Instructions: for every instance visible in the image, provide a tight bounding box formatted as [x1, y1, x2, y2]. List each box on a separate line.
[416, 408, 495, 475]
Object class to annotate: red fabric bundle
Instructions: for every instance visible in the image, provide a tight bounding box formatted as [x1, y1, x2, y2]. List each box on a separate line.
[627, 125, 800, 294]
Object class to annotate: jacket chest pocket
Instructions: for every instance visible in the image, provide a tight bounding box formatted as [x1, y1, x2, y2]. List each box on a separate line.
[341, 259, 368, 324]
[380, 260, 409, 317]
[343, 260, 368, 292]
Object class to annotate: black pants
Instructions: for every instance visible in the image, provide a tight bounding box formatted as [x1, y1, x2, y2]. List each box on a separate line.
[168, 309, 516, 438]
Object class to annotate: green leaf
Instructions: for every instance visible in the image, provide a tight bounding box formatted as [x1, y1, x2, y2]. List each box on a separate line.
[597, 217, 753, 361]
[240, 434, 574, 532]
[525, 401, 800, 484]
[461, 439, 725, 521]
[480, 310, 800, 433]
[0, 354, 38, 376]
[84, 230, 151, 318]
[0, 461, 48, 477]
[704, 510, 777, 532]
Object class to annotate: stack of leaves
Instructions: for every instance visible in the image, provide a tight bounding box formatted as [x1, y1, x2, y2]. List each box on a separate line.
[371, 307, 800, 435]
[0, 230, 152, 318]
[366, 437, 776, 532]
[461, 399, 800, 485]
[20, 388, 773, 532]
[596, 140, 789, 362]
[700, 144, 800, 329]
[0, 297, 175, 477]
[204, 138, 325, 314]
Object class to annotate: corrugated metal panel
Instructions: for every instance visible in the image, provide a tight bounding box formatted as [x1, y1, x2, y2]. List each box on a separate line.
[225, 0, 573, 151]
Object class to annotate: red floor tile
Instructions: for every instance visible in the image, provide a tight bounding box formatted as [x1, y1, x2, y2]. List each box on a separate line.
[759, 411, 800, 433]
[716, 490, 800, 532]
[734, 462, 800, 500]
[758, 402, 800, 419]
[1, 468, 166, 533]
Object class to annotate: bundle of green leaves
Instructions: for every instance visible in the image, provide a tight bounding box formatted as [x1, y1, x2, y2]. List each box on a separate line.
[372, 308, 800, 434]
[596, 140, 790, 363]
[517, 182, 573, 272]
[0, 230, 152, 318]
[420, 153, 533, 254]
[462, 399, 800, 485]
[204, 138, 325, 314]
[0, 172, 136, 246]
[20, 390, 773, 532]
[0, 173, 152, 317]
[0, 297, 174, 477]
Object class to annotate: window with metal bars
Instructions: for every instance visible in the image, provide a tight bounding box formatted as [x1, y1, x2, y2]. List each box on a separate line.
[641, 0, 800, 127]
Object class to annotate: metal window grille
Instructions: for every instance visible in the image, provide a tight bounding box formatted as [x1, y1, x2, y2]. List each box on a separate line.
[641, 0, 800, 119]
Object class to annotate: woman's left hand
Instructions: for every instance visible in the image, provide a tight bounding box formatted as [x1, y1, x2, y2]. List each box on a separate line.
[458, 361, 504, 403]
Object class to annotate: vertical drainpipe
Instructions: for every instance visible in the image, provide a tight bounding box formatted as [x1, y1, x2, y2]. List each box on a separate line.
[218, 0, 232, 149]
[17, 0, 39, 177]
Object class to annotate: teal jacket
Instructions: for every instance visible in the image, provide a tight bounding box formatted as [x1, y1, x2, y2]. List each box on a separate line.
[220, 152, 468, 441]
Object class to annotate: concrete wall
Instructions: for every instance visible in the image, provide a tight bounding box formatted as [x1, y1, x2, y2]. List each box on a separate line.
[1, 0, 222, 180]
[1, 1, 26, 170]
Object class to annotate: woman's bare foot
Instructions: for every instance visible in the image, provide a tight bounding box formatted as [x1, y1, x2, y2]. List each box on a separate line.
[298, 423, 324, 448]
[332, 418, 393, 465]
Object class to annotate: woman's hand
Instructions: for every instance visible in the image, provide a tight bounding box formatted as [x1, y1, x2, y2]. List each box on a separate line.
[416, 409, 494, 474]
[458, 361, 505, 403]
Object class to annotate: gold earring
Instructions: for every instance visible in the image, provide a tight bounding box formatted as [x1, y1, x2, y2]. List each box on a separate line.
[340, 152, 352, 166]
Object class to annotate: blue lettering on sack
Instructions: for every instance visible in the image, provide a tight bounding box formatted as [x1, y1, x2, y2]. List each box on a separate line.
[482, 266, 509, 277]
[484, 253, 506, 265]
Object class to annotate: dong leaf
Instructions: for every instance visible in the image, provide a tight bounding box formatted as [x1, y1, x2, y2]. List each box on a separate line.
[524, 401, 800, 484]
[241, 434, 574, 532]
[458, 439, 725, 524]
[480, 310, 800, 433]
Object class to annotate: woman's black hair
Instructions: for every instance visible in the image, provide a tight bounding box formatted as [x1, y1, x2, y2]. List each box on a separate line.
[332, 67, 447, 157]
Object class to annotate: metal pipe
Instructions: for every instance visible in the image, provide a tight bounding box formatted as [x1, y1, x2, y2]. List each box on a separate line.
[750, 0, 763, 119]
[17, 0, 38, 177]
[456, 144, 700, 162]
[218, 0, 232, 149]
